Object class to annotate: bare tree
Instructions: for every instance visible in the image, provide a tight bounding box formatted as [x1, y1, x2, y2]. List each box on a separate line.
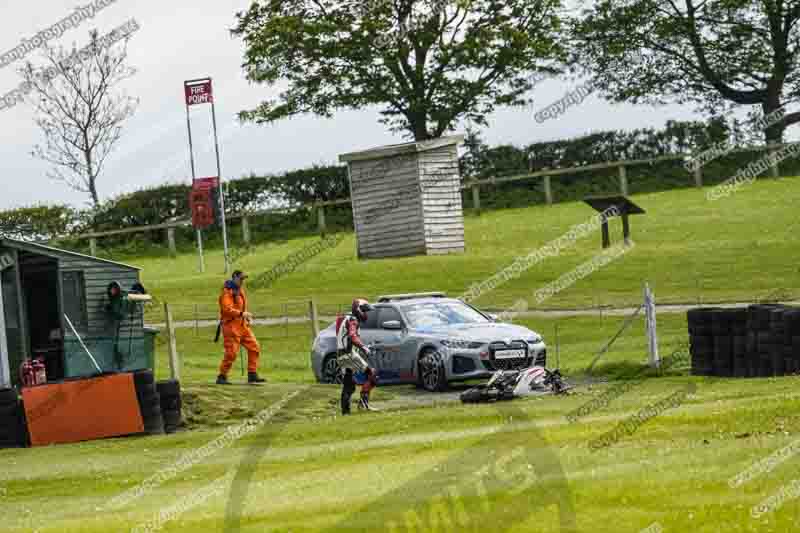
[22, 29, 138, 207]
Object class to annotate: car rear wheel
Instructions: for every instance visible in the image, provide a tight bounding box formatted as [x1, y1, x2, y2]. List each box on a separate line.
[322, 355, 343, 384]
[418, 348, 448, 392]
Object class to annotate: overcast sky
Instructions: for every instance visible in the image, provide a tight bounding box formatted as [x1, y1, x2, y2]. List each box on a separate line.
[0, 0, 711, 211]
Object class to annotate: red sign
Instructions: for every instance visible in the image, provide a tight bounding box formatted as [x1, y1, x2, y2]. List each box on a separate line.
[185, 80, 213, 106]
[193, 177, 219, 190]
[190, 177, 220, 229]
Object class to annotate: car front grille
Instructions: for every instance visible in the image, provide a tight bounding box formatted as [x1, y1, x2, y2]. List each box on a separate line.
[483, 340, 530, 371]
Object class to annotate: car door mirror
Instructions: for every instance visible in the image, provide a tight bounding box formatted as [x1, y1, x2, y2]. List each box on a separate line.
[382, 320, 402, 330]
[487, 313, 498, 322]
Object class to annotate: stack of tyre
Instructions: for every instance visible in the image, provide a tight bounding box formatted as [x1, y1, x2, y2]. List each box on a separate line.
[688, 304, 800, 377]
[0, 388, 26, 448]
[786, 310, 800, 374]
[687, 308, 715, 376]
[156, 380, 182, 434]
[133, 370, 164, 435]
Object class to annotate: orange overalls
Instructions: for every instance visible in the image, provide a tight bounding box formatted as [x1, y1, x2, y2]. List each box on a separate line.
[218, 283, 261, 376]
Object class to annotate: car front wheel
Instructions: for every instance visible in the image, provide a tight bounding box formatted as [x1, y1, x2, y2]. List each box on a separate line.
[418, 348, 448, 392]
[321, 355, 342, 384]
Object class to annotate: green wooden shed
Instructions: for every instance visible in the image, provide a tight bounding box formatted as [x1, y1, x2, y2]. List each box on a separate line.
[0, 238, 156, 388]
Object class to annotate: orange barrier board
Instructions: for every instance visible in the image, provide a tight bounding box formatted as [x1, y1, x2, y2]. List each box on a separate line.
[22, 373, 144, 446]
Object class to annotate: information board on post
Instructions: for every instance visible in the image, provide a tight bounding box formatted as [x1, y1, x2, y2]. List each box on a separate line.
[183, 76, 230, 273]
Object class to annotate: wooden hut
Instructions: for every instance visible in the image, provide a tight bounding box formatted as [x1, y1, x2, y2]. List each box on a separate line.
[339, 135, 466, 259]
[0, 238, 152, 388]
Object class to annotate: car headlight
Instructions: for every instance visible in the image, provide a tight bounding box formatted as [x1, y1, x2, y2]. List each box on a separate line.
[441, 339, 485, 349]
[527, 335, 543, 345]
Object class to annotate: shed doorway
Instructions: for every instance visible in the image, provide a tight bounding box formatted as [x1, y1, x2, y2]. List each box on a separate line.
[18, 252, 65, 382]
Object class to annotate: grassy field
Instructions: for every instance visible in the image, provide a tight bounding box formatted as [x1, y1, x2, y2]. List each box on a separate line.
[3, 311, 800, 531]
[127, 176, 800, 323]
[3, 179, 800, 531]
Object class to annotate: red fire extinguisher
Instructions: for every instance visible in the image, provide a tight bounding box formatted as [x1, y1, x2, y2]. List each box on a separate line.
[19, 358, 47, 387]
[20, 358, 35, 387]
[33, 358, 47, 385]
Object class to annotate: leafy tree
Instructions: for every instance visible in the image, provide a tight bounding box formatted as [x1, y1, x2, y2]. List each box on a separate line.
[232, 0, 567, 141]
[573, 0, 800, 144]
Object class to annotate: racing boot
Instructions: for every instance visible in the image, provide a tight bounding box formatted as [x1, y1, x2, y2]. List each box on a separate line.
[248, 372, 267, 384]
[358, 391, 377, 411]
[216, 374, 231, 385]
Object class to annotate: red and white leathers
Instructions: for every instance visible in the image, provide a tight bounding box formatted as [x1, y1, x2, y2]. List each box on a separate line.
[335, 313, 369, 372]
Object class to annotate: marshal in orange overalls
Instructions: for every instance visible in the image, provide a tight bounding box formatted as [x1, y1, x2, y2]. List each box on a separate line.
[217, 281, 261, 376]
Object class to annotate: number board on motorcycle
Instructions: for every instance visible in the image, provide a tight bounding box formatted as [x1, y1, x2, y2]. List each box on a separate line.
[494, 349, 526, 359]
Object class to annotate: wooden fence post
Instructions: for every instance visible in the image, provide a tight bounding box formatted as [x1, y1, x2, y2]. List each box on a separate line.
[167, 227, 177, 257]
[317, 205, 327, 235]
[618, 165, 629, 196]
[164, 303, 180, 381]
[309, 298, 320, 341]
[89, 238, 98, 257]
[471, 184, 481, 211]
[693, 166, 703, 188]
[242, 216, 251, 245]
[543, 175, 553, 205]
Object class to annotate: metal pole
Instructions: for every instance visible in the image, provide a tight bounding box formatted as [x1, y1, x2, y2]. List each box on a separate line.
[186, 90, 205, 273]
[210, 90, 230, 273]
[185, 99, 196, 179]
[64, 313, 102, 374]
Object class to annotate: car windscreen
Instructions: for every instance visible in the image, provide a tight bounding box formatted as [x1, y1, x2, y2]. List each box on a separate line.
[401, 301, 489, 328]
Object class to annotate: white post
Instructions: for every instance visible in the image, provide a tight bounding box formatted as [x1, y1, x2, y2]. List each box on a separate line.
[645, 283, 660, 369]
[0, 276, 10, 388]
[165, 303, 181, 381]
[196, 229, 205, 273]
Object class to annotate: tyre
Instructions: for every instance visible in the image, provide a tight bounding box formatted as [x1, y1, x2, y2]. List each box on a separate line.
[785, 309, 800, 333]
[163, 409, 182, 433]
[687, 308, 717, 325]
[0, 388, 18, 406]
[143, 414, 164, 435]
[418, 348, 448, 392]
[136, 383, 157, 401]
[759, 355, 773, 377]
[689, 325, 713, 337]
[133, 370, 155, 388]
[0, 410, 24, 448]
[460, 387, 489, 403]
[747, 354, 759, 378]
[160, 395, 181, 412]
[140, 394, 162, 418]
[156, 380, 180, 397]
[0, 401, 20, 419]
[321, 354, 343, 384]
[732, 336, 747, 357]
[711, 310, 733, 335]
[757, 332, 773, 347]
[690, 336, 714, 350]
[733, 357, 748, 378]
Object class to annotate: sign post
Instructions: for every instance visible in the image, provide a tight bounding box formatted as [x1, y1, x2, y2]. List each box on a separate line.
[184, 77, 230, 273]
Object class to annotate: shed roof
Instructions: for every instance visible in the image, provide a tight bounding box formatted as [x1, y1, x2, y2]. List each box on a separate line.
[0, 237, 141, 271]
[339, 134, 465, 163]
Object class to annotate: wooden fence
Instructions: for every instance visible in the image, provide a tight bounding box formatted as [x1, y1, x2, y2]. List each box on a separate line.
[57, 141, 796, 256]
